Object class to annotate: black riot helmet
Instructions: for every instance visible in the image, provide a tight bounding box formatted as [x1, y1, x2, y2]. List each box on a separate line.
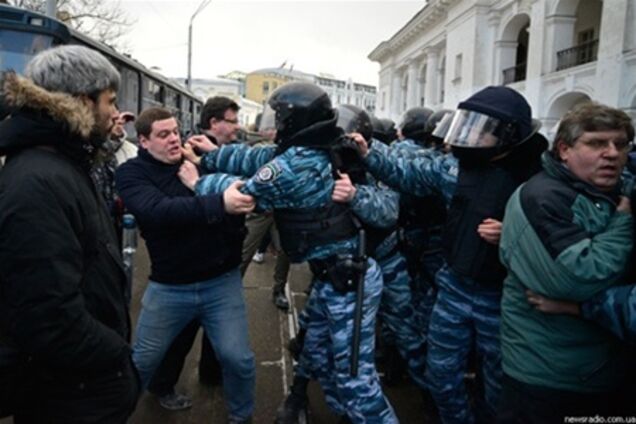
[336, 104, 373, 141]
[262, 82, 335, 143]
[425, 109, 454, 147]
[397, 107, 434, 144]
[380, 119, 398, 143]
[371, 116, 397, 144]
[446, 86, 540, 163]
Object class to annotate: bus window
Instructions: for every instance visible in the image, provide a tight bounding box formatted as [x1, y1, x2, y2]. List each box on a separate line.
[0, 29, 56, 73]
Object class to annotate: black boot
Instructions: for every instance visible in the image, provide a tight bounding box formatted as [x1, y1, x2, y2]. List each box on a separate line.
[383, 343, 405, 386]
[274, 376, 309, 424]
[273, 290, 290, 311]
[287, 328, 307, 361]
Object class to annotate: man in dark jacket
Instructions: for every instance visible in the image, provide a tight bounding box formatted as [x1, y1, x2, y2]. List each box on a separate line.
[115, 107, 256, 424]
[0, 45, 139, 423]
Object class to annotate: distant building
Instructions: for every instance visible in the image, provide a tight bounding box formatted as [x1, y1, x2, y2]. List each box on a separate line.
[369, 0, 636, 133]
[245, 68, 312, 105]
[245, 67, 377, 113]
[175, 77, 242, 101]
[237, 97, 262, 127]
[219, 71, 247, 97]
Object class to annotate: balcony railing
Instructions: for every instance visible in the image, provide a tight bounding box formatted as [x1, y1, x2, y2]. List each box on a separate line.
[556, 39, 599, 71]
[503, 62, 527, 85]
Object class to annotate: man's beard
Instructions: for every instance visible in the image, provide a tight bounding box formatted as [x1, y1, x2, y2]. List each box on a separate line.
[84, 123, 110, 162]
[84, 111, 112, 156]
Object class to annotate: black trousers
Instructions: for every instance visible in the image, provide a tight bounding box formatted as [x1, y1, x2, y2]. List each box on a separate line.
[147, 319, 221, 395]
[497, 373, 633, 424]
[14, 357, 140, 424]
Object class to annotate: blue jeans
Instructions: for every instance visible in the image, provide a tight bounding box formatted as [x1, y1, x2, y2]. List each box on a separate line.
[132, 269, 255, 420]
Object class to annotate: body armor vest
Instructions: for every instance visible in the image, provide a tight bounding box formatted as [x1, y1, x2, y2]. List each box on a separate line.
[443, 164, 520, 286]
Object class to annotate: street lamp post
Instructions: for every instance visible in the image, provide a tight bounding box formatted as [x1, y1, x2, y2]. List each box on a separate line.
[187, 0, 211, 91]
[46, 0, 56, 18]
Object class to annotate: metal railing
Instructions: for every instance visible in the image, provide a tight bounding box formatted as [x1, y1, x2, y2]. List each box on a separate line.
[556, 39, 599, 71]
[503, 62, 527, 85]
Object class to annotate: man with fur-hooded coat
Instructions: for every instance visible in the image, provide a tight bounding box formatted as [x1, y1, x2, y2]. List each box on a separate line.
[0, 46, 139, 423]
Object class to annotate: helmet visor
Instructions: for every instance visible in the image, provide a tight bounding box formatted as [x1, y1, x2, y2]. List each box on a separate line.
[431, 111, 454, 142]
[336, 106, 359, 134]
[445, 109, 505, 148]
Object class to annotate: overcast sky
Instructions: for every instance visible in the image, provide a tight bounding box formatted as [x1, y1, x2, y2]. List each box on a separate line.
[118, 0, 425, 86]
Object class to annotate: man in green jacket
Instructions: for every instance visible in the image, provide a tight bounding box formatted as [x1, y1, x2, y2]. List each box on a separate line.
[498, 102, 634, 423]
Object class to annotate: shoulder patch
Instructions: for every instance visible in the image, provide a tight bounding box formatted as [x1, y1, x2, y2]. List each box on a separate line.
[255, 162, 282, 184]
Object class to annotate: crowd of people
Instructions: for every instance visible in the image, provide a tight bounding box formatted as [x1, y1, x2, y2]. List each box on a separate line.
[0, 44, 635, 424]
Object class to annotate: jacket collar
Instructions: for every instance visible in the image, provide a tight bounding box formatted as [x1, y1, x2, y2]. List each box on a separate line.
[542, 151, 622, 204]
[138, 147, 182, 170]
[2, 72, 95, 139]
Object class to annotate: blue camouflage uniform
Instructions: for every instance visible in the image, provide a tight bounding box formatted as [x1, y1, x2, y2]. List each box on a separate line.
[385, 140, 446, 343]
[365, 144, 504, 424]
[293, 171, 428, 392]
[352, 173, 428, 390]
[581, 284, 636, 345]
[197, 144, 397, 423]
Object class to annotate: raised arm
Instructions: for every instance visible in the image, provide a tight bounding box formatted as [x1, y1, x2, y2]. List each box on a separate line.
[115, 161, 226, 229]
[581, 284, 636, 344]
[365, 145, 456, 204]
[200, 143, 276, 177]
[350, 178, 399, 229]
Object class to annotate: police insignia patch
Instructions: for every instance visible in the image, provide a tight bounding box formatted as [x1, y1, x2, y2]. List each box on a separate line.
[255, 162, 282, 183]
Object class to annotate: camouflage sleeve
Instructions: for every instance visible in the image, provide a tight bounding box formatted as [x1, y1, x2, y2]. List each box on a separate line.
[194, 172, 242, 196]
[200, 143, 276, 177]
[388, 140, 420, 159]
[350, 182, 399, 228]
[371, 139, 390, 156]
[365, 147, 452, 201]
[581, 284, 636, 344]
[621, 169, 634, 197]
[241, 157, 299, 212]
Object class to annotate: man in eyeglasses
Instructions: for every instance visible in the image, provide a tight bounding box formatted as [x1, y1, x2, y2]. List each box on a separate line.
[200, 96, 241, 145]
[498, 102, 635, 422]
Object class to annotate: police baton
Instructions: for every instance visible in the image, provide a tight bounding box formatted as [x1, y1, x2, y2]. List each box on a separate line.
[350, 227, 367, 377]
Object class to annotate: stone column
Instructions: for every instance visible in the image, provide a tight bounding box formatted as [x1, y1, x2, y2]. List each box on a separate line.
[406, 59, 420, 109]
[424, 47, 440, 106]
[595, 0, 628, 106]
[390, 68, 402, 120]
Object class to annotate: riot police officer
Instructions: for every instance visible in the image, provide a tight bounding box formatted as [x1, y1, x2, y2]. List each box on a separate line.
[355, 86, 547, 424]
[180, 83, 398, 424]
[370, 116, 398, 145]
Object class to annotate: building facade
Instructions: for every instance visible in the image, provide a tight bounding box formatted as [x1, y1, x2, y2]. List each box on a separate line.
[369, 0, 636, 135]
[176, 77, 243, 102]
[245, 67, 377, 113]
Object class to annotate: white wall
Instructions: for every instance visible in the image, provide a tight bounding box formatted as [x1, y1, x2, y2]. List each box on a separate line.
[371, 0, 636, 129]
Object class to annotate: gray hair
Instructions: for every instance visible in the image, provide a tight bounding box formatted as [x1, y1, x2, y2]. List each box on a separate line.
[551, 101, 635, 159]
[25, 45, 120, 97]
